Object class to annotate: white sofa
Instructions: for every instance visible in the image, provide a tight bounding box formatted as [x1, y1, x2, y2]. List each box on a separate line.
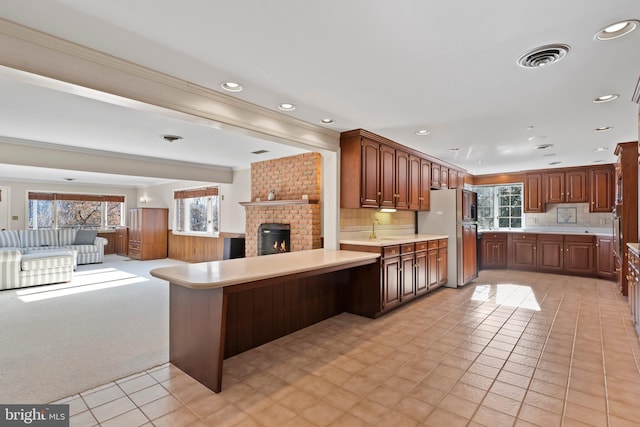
[0, 229, 108, 290]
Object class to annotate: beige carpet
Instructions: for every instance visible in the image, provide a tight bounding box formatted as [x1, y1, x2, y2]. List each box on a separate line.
[0, 255, 185, 404]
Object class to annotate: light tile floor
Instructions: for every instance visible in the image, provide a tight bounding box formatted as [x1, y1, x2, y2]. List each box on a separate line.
[57, 270, 640, 426]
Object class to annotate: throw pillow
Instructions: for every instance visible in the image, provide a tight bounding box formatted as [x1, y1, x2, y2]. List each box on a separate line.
[74, 230, 97, 245]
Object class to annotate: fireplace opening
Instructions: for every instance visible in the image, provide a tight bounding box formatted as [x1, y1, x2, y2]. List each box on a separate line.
[258, 223, 291, 256]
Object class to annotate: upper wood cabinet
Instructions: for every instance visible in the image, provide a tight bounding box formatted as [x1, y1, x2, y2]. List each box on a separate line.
[589, 165, 614, 213]
[394, 149, 410, 210]
[409, 155, 430, 210]
[524, 173, 544, 213]
[431, 163, 441, 189]
[544, 169, 588, 204]
[379, 144, 396, 209]
[340, 129, 463, 211]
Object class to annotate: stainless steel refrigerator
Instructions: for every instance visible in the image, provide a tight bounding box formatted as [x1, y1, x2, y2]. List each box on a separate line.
[417, 189, 478, 288]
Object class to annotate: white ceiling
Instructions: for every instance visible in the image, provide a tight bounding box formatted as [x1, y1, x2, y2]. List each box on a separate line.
[0, 0, 639, 187]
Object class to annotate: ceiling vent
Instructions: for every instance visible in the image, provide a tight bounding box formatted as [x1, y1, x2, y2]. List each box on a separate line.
[517, 44, 570, 68]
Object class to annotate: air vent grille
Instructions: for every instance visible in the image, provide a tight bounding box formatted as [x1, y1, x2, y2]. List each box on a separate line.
[518, 44, 570, 68]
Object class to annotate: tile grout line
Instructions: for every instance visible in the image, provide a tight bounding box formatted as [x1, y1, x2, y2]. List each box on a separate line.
[596, 279, 612, 427]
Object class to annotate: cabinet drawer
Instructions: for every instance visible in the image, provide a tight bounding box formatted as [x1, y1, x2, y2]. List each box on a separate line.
[383, 245, 400, 258]
[128, 248, 141, 259]
[439, 239, 448, 248]
[428, 240, 438, 250]
[401, 243, 415, 254]
[484, 233, 507, 240]
[564, 235, 594, 244]
[129, 242, 141, 251]
[512, 233, 536, 241]
[416, 241, 429, 251]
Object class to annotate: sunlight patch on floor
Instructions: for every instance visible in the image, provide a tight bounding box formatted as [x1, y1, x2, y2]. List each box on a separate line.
[16, 268, 148, 302]
[471, 283, 541, 311]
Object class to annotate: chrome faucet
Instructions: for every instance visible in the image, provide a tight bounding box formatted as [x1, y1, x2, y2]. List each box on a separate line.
[369, 218, 380, 239]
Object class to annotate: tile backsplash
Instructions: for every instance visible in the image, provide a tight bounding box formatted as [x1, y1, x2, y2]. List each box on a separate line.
[340, 208, 415, 233]
[525, 203, 612, 229]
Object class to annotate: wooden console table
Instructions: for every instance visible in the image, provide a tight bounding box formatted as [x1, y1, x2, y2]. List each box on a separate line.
[150, 249, 380, 392]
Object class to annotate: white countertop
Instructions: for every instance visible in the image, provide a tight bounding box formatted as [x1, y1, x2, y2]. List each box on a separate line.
[340, 234, 449, 247]
[478, 228, 612, 237]
[150, 249, 380, 289]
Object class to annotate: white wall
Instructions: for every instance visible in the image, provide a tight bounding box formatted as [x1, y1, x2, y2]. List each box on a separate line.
[136, 168, 250, 234]
[0, 180, 138, 230]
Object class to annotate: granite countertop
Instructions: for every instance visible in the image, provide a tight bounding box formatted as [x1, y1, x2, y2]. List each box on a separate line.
[340, 234, 448, 247]
[150, 249, 380, 289]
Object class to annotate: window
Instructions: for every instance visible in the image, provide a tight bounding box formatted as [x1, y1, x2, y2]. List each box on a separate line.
[470, 184, 523, 229]
[28, 192, 124, 230]
[173, 186, 219, 236]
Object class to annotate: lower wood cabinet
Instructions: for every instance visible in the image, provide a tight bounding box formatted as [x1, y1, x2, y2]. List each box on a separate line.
[342, 238, 448, 316]
[97, 232, 116, 255]
[481, 233, 507, 269]
[480, 232, 609, 279]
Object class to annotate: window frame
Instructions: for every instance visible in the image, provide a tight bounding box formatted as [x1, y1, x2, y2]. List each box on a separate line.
[27, 192, 125, 230]
[470, 183, 524, 230]
[172, 186, 220, 238]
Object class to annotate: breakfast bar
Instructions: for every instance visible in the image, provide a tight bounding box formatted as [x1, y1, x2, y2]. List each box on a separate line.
[150, 249, 380, 393]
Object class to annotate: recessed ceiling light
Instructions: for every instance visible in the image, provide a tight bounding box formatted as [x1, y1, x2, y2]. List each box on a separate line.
[415, 130, 430, 136]
[449, 148, 460, 152]
[528, 136, 547, 142]
[595, 20, 639, 40]
[593, 147, 608, 152]
[543, 153, 556, 157]
[476, 160, 485, 165]
[321, 118, 334, 124]
[534, 143, 554, 150]
[278, 103, 296, 111]
[160, 134, 183, 143]
[64, 178, 75, 181]
[251, 149, 269, 155]
[593, 94, 619, 103]
[548, 161, 562, 165]
[526, 126, 535, 130]
[594, 126, 613, 132]
[220, 82, 243, 92]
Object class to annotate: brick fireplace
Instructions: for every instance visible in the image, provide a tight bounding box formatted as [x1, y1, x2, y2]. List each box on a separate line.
[242, 152, 322, 257]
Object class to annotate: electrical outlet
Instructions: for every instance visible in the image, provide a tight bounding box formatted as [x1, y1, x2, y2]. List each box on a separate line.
[11, 216, 18, 220]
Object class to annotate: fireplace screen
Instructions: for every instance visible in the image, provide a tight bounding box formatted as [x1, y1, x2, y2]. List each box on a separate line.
[258, 223, 291, 256]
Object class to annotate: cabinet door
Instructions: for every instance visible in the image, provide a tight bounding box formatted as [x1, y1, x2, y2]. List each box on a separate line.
[524, 174, 544, 213]
[379, 144, 396, 209]
[360, 138, 380, 208]
[564, 237, 594, 275]
[448, 169, 458, 189]
[415, 251, 428, 294]
[419, 159, 431, 210]
[495, 239, 508, 267]
[428, 249, 439, 289]
[395, 149, 410, 210]
[438, 247, 448, 285]
[590, 166, 614, 213]
[545, 172, 565, 204]
[401, 253, 415, 300]
[382, 256, 401, 309]
[441, 167, 449, 189]
[431, 163, 441, 189]
[408, 155, 421, 210]
[566, 170, 588, 202]
[462, 224, 478, 284]
[537, 236, 563, 272]
[481, 236, 494, 268]
[510, 234, 537, 269]
[595, 236, 614, 278]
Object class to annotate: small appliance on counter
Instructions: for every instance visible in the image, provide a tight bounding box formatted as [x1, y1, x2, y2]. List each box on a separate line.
[417, 189, 478, 288]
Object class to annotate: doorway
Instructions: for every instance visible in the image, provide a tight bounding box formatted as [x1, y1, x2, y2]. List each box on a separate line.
[0, 186, 9, 230]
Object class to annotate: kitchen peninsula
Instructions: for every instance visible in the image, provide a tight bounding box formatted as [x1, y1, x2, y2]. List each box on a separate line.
[150, 249, 381, 393]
